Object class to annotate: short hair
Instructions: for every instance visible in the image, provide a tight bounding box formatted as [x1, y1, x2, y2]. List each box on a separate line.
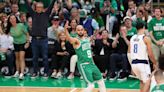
[136, 21, 145, 30]
[154, 7, 163, 13]
[159, 54, 164, 70]
[20, 12, 26, 17]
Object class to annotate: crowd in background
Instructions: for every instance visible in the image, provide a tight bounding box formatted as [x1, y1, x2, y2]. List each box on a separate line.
[0, 0, 163, 81]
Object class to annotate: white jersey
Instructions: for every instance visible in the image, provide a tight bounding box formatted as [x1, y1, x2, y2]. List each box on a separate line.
[130, 34, 149, 60]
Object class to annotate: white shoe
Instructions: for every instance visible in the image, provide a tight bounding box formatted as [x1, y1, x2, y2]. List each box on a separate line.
[55, 72, 62, 78]
[67, 74, 74, 79]
[13, 71, 19, 78]
[80, 76, 83, 80]
[19, 73, 24, 80]
[51, 72, 57, 78]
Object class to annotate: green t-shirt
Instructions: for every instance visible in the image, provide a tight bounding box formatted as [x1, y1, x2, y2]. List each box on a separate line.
[151, 84, 164, 92]
[95, 16, 104, 28]
[75, 38, 93, 64]
[10, 23, 28, 44]
[127, 27, 137, 36]
[70, 32, 78, 38]
[148, 18, 164, 40]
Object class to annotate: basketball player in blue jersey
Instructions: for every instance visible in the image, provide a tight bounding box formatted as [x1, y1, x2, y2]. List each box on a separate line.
[128, 21, 157, 92]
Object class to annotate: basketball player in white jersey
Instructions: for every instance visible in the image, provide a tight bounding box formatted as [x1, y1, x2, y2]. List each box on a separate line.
[128, 21, 157, 92]
[143, 54, 164, 92]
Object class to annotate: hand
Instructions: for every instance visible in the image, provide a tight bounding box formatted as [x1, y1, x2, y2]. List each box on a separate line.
[63, 51, 69, 56]
[156, 41, 163, 46]
[64, 21, 71, 30]
[153, 64, 158, 70]
[115, 33, 120, 40]
[122, 31, 127, 39]
[24, 42, 30, 49]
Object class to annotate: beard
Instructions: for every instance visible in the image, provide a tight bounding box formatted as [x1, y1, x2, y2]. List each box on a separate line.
[78, 34, 84, 38]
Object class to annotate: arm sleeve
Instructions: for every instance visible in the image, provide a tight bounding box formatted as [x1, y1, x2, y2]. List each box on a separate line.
[45, 0, 56, 15]
[148, 20, 153, 32]
[8, 37, 14, 50]
[25, 0, 34, 16]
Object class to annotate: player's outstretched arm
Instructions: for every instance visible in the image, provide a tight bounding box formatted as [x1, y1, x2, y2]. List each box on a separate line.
[144, 36, 157, 68]
[64, 21, 79, 48]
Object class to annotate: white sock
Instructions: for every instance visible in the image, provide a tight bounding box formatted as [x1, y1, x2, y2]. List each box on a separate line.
[97, 79, 106, 92]
[84, 83, 94, 92]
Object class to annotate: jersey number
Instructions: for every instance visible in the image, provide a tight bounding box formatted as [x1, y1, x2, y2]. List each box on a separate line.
[134, 44, 138, 53]
[87, 50, 92, 58]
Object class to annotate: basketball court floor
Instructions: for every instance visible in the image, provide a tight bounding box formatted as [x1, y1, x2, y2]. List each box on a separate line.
[0, 76, 140, 92]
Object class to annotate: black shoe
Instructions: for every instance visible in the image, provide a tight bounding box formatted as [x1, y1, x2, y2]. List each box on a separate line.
[4, 73, 12, 78]
[117, 72, 127, 81]
[31, 73, 38, 79]
[109, 72, 117, 81]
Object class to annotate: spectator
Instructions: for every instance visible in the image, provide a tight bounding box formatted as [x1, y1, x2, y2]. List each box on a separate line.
[70, 8, 80, 23]
[100, 0, 111, 25]
[109, 25, 130, 81]
[20, 12, 28, 28]
[51, 31, 74, 79]
[80, 9, 99, 36]
[51, 2, 61, 17]
[67, 19, 78, 79]
[0, 13, 8, 32]
[0, 21, 14, 77]
[82, 0, 93, 13]
[90, 8, 105, 30]
[131, 5, 152, 28]
[48, 15, 64, 40]
[123, 16, 137, 39]
[106, 0, 125, 36]
[148, 7, 164, 61]
[92, 30, 115, 78]
[6, 14, 30, 80]
[27, 17, 32, 34]
[126, 0, 137, 17]
[25, 0, 55, 78]
[10, 3, 20, 21]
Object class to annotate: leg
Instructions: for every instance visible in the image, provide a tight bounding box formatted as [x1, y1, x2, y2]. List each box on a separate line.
[15, 52, 20, 72]
[68, 55, 77, 79]
[59, 55, 70, 71]
[84, 83, 94, 92]
[140, 80, 144, 92]
[51, 55, 60, 77]
[97, 79, 106, 92]
[19, 51, 25, 74]
[51, 55, 60, 72]
[40, 39, 49, 74]
[70, 55, 77, 73]
[31, 39, 39, 74]
[109, 53, 120, 74]
[92, 65, 106, 92]
[121, 54, 129, 72]
[6, 50, 14, 75]
[152, 43, 160, 61]
[19, 51, 26, 79]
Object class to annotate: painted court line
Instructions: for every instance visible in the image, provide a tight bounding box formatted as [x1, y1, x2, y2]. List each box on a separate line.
[0, 86, 139, 91]
[70, 88, 77, 92]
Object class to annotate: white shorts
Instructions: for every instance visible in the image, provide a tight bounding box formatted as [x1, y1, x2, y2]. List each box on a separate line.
[131, 63, 151, 83]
